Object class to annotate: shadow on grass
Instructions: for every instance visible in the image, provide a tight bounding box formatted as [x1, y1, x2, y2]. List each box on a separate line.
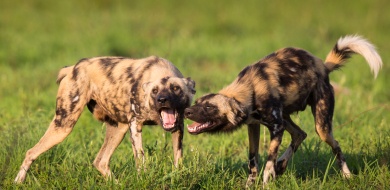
[205, 130, 390, 186]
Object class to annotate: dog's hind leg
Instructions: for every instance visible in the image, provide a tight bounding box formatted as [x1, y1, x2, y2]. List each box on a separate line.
[93, 122, 129, 178]
[311, 88, 352, 178]
[276, 115, 307, 175]
[14, 78, 88, 183]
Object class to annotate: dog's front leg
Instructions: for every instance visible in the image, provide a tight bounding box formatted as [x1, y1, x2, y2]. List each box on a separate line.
[246, 124, 260, 188]
[263, 126, 284, 186]
[171, 118, 184, 167]
[129, 118, 144, 170]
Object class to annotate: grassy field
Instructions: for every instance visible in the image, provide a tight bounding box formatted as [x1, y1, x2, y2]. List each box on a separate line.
[1, 0, 389, 189]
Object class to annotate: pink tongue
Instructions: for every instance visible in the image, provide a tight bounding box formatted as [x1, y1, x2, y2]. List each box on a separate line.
[161, 109, 176, 125]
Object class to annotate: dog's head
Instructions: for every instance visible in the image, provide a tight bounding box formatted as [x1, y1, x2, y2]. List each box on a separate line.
[143, 76, 196, 131]
[184, 93, 247, 134]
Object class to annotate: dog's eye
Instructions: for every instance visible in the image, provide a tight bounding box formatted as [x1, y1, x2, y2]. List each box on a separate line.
[205, 105, 214, 110]
[172, 86, 180, 91]
[152, 88, 158, 94]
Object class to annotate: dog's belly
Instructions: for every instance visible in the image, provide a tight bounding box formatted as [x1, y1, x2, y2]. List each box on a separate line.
[283, 101, 308, 114]
[87, 83, 137, 123]
[103, 102, 131, 123]
[279, 78, 316, 114]
[283, 92, 312, 113]
[87, 97, 131, 124]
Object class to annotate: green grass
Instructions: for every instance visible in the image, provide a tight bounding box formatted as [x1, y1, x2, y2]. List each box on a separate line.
[1, 0, 389, 189]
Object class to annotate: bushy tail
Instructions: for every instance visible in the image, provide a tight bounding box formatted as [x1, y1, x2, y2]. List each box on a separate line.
[56, 66, 74, 84]
[324, 35, 382, 78]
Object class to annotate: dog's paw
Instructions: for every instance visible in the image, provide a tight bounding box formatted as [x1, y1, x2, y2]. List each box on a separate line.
[245, 174, 256, 188]
[275, 158, 288, 175]
[262, 161, 276, 185]
[14, 169, 27, 184]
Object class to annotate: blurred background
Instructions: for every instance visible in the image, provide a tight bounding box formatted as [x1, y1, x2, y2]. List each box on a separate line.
[1, 0, 389, 188]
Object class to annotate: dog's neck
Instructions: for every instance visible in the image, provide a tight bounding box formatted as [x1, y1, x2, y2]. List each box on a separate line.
[219, 79, 254, 115]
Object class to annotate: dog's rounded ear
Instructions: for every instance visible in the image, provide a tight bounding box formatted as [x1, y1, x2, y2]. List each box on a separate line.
[142, 82, 152, 109]
[227, 98, 246, 126]
[142, 82, 151, 92]
[184, 77, 196, 94]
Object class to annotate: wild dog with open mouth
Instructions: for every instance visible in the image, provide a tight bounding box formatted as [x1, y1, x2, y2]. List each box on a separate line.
[14, 56, 196, 183]
[184, 35, 382, 186]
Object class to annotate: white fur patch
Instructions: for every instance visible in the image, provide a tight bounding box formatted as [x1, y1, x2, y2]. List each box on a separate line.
[272, 110, 278, 118]
[337, 35, 383, 78]
[72, 96, 79, 102]
[131, 103, 140, 115]
[341, 161, 352, 178]
[263, 160, 276, 185]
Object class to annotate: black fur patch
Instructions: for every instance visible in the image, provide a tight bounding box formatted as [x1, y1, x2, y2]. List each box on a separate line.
[72, 58, 88, 80]
[278, 72, 295, 87]
[87, 99, 97, 113]
[294, 50, 311, 71]
[130, 80, 142, 114]
[55, 107, 67, 127]
[72, 66, 80, 80]
[161, 77, 170, 85]
[104, 115, 117, 126]
[198, 93, 217, 102]
[333, 44, 352, 61]
[126, 66, 133, 79]
[143, 120, 158, 125]
[137, 60, 158, 76]
[100, 58, 120, 84]
[253, 63, 269, 80]
[237, 67, 250, 82]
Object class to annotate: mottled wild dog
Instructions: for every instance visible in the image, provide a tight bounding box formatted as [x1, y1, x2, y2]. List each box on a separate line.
[15, 56, 196, 183]
[184, 35, 382, 186]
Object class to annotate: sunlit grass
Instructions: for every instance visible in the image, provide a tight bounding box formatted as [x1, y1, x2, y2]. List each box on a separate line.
[1, 0, 389, 189]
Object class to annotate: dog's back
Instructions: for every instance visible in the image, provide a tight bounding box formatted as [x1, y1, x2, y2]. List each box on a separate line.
[219, 47, 325, 114]
[56, 56, 183, 86]
[221, 36, 382, 115]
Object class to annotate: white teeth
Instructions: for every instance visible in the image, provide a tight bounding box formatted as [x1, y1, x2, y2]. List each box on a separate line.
[188, 122, 211, 132]
[164, 123, 175, 129]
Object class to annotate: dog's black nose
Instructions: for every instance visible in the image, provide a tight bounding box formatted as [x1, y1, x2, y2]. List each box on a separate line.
[184, 108, 192, 118]
[158, 97, 167, 104]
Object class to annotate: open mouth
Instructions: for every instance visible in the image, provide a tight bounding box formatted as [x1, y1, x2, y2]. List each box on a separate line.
[160, 108, 178, 131]
[187, 121, 214, 134]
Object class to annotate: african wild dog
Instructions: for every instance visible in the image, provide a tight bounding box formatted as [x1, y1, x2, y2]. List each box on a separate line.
[184, 35, 382, 187]
[14, 56, 196, 183]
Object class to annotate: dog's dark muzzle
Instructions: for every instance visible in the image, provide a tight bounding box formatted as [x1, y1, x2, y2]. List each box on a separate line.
[184, 106, 207, 123]
[156, 94, 172, 108]
[184, 108, 193, 118]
